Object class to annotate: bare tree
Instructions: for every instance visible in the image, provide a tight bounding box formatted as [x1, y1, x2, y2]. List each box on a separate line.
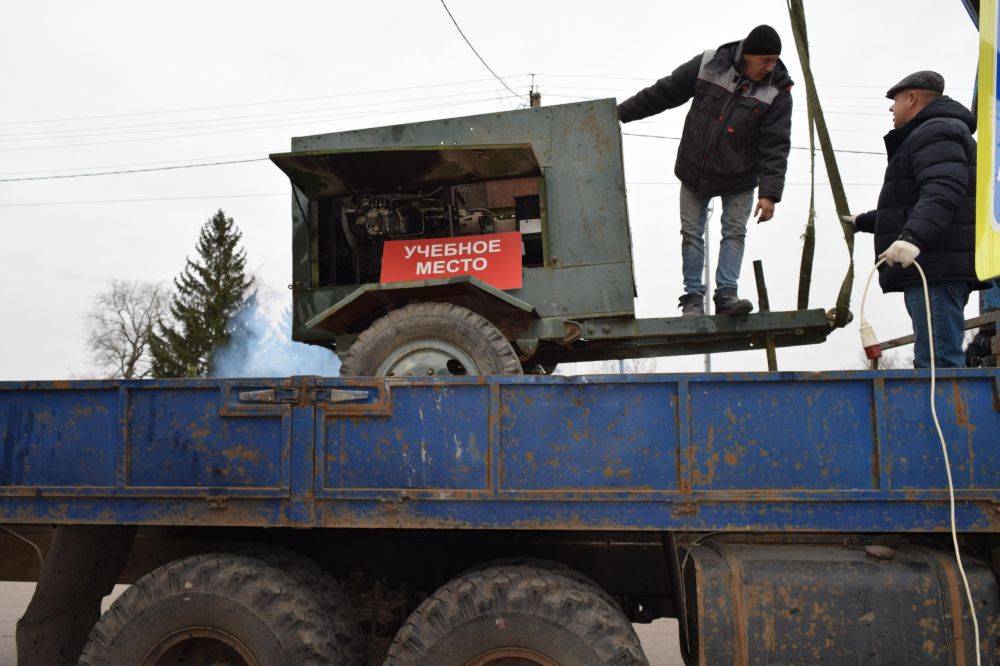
[84, 280, 170, 379]
[593, 357, 658, 374]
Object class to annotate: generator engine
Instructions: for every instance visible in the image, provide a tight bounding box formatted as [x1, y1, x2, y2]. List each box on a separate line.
[344, 187, 496, 240]
[279, 144, 544, 288]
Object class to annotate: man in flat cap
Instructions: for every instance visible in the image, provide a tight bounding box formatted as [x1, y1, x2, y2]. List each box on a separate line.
[844, 71, 985, 367]
[618, 25, 793, 316]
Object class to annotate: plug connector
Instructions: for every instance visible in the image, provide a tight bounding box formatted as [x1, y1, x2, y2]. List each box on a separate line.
[859, 318, 881, 360]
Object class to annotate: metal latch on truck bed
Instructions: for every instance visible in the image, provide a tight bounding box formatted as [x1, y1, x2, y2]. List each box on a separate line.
[313, 389, 369, 404]
[237, 388, 301, 404]
[237, 387, 370, 404]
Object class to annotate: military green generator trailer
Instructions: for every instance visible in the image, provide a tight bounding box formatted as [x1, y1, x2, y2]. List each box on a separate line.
[271, 99, 835, 376]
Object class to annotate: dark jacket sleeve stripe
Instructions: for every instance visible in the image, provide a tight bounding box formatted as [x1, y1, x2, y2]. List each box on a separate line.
[755, 89, 793, 202]
[617, 54, 701, 123]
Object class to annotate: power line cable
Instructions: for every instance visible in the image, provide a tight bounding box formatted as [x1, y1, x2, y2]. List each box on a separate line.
[0, 85, 531, 142]
[0, 83, 887, 179]
[539, 92, 896, 118]
[0, 72, 968, 128]
[0, 158, 269, 182]
[620, 131, 884, 155]
[0, 94, 521, 153]
[533, 72, 973, 91]
[0, 192, 289, 207]
[0, 75, 530, 126]
[0, 151, 264, 177]
[438, 0, 525, 100]
[540, 81, 936, 105]
[634, 119, 884, 136]
[1, 114, 881, 182]
[536, 82, 891, 104]
[0, 179, 886, 207]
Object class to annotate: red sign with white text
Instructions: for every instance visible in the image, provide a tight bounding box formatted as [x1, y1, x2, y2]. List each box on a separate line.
[380, 232, 523, 290]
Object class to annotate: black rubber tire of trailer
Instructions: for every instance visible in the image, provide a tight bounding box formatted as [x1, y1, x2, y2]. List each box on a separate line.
[385, 563, 649, 666]
[338, 302, 522, 377]
[78, 552, 349, 665]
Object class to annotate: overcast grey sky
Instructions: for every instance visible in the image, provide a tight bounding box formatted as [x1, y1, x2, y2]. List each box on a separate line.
[0, 0, 980, 379]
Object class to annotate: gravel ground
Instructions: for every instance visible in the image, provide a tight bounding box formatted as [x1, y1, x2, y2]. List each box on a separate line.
[0, 582, 683, 665]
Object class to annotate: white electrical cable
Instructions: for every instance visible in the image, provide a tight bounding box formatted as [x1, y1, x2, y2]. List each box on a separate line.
[860, 258, 982, 665]
[0, 525, 44, 570]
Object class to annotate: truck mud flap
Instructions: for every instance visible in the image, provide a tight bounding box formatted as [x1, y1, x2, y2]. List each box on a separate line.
[16, 525, 135, 666]
[684, 542, 999, 665]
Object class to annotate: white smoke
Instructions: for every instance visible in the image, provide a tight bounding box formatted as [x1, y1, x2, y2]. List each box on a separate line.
[211, 286, 341, 378]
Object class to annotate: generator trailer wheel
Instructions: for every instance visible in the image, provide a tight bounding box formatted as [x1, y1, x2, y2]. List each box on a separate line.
[339, 302, 522, 377]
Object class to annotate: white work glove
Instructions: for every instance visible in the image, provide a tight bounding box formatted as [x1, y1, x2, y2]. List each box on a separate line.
[879, 239, 921, 268]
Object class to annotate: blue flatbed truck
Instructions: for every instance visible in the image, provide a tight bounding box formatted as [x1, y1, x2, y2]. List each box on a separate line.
[0, 369, 998, 664]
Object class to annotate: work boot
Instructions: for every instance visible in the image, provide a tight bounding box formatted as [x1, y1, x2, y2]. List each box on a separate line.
[714, 290, 754, 316]
[678, 293, 705, 317]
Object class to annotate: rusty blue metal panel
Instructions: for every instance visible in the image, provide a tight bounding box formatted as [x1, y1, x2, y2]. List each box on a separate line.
[126, 386, 289, 489]
[884, 376, 1000, 490]
[685, 379, 877, 490]
[499, 382, 679, 490]
[0, 494, 994, 532]
[319, 384, 490, 492]
[0, 371, 997, 533]
[0, 387, 120, 487]
[315, 497, 997, 532]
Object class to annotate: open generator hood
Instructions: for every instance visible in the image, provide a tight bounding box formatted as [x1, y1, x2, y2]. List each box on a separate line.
[270, 144, 542, 199]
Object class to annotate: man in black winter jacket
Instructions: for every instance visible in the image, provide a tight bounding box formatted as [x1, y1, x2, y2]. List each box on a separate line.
[618, 25, 793, 316]
[844, 71, 984, 368]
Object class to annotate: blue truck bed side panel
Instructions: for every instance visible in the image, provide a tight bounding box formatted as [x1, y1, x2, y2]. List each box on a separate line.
[0, 371, 997, 532]
[327, 384, 490, 490]
[1, 388, 120, 487]
[127, 386, 290, 489]
[501, 382, 678, 490]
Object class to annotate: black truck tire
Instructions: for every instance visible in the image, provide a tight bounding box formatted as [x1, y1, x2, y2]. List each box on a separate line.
[385, 564, 648, 666]
[79, 552, 348, 665]
[339, 302, 522, 377]
[459, 556, 626, 620]
[232, 545, 366, 665]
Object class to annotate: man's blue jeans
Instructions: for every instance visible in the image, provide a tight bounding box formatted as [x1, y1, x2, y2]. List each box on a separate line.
[679, 185, 755, 296]
[981, 279, 1000, 311]
[902, 282, 971, 368]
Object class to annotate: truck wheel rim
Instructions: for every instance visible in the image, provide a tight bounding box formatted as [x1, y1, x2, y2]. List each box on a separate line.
[377, 339, 481, 376]
[141, 627, 258, 666]
[465, 647, 560, 666]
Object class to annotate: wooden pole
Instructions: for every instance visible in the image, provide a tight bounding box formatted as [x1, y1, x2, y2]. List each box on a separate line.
[753, 260, 779, 371]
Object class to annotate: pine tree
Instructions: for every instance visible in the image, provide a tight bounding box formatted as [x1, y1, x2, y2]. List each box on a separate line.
[150, 209, 253, 377]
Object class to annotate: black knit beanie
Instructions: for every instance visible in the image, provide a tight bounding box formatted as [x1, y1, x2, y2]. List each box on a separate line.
[743, 25, 781, 55]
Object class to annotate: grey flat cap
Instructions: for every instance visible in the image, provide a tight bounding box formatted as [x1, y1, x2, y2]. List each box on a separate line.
[885, 70, 945, 99]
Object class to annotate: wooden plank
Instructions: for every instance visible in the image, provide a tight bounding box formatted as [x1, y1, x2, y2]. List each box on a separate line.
[878, 311, 1000, 351]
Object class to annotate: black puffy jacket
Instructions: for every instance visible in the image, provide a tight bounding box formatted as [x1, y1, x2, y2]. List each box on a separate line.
[617, 40, 793, 201]
[855, 96, 984, 292]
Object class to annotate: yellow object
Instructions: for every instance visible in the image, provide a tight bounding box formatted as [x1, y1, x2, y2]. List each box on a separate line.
[976, 0, 1000, 280]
